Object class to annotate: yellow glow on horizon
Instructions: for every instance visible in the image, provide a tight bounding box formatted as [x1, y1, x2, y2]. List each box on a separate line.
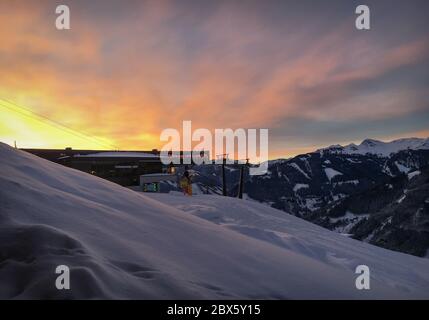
[0, 97, 166, 151]
[0, 107, 111, 149]
[2, 102, 427, 159]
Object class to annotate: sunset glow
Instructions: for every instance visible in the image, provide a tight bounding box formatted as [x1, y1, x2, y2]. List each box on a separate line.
[1, 0, 428, 158]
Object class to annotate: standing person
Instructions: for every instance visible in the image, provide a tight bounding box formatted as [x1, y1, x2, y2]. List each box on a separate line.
[180, 169, 192, 196]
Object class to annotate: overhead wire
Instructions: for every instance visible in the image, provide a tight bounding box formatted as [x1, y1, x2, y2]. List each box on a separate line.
[0, 98, 119, 150]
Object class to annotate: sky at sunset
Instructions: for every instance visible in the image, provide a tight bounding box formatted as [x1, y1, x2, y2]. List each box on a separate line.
[0, 0, 428, 159]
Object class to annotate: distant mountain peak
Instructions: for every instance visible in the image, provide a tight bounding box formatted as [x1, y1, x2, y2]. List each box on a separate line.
[318, 137, 429, 157]
[361, 138, 382, 146]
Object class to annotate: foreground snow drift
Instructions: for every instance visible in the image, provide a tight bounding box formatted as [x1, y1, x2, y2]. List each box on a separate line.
[149, 193, 429, 297]
[1, 143, 429, 299]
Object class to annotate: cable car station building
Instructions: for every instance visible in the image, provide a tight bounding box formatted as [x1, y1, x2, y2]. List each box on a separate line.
[22, 148, 164, 186]
[21, 148, 209, 189]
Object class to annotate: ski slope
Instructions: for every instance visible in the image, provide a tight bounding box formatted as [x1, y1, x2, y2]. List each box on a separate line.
[1, 143, 429, 299]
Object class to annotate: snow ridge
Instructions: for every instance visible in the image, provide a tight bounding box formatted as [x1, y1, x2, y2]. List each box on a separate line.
[319, 137, 429, 157]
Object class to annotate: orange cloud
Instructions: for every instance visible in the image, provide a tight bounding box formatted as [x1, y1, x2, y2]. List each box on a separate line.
[0, 1, 428, 157]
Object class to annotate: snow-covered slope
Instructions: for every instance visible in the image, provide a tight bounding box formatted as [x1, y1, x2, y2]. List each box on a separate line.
[320, 137, 429, 157]
[1, 143, 429, 299]
[148, 193, 429, 297]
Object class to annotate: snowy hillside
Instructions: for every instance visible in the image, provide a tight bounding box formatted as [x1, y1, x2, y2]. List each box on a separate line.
[1, 143, 429, 299]
[149, 193, 429, 297]
[319, 137, 429, 157]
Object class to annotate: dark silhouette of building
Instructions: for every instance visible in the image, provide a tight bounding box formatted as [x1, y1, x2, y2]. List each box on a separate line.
[22, 148, 162, 186]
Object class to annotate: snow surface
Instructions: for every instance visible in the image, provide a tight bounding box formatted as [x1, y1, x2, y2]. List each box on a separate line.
[395, 161, 411, 174]
[319, 137, 429, 157]
[330, 211, 369, 224]
[149, 193, 429, 299]
[293, 183, 309, 192]
[324, 168, 343, 182]
[287, 162, 310, 179]
[408, 170, 421, 180]
[1, 143, 429, 299]
[330, 212, 370, 234]
[333, 180, 359, 187]
[397, 194, 407, 204]
[304, 197, 322, 211]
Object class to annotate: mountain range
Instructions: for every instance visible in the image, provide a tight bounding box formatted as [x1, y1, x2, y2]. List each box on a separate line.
[181, 137, 429, 257]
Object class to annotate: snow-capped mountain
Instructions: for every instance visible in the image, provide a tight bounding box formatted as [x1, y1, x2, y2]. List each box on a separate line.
[187, 138, 429, 257]
[319, 137, 429, 157]
[1, 142, 429, 299]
